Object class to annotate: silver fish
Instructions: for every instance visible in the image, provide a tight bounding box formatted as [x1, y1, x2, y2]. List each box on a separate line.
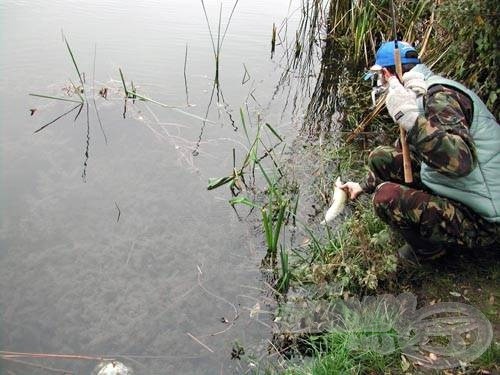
[320, 177, 348, 225]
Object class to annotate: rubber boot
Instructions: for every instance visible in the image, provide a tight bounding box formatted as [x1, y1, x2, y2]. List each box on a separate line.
[397, 229, 446, 264]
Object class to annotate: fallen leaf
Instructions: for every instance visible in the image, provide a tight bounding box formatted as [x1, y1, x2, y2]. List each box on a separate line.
[488, 295, 494, 305]
[449, 291, 461, 297]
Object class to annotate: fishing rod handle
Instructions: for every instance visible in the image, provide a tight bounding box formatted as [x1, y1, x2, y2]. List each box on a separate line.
[400, 127, 413, 183]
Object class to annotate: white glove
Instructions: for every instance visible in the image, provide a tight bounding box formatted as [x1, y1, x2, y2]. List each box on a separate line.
[402, 71, 426, 95]
[385, 76, 419, 131]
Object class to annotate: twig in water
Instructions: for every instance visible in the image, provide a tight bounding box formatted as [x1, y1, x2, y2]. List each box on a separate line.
[265, 339, 289, 368]
[196, 265, 239, 337]
[0, 351, 111, 361]
[186, 332, 214, 353]
[241, 63, 250, 84]
[271, 22, 277, 58]
[125, 241, 136, 266]
[1, 357, 73, 374]
[184, 43, 190, 106]
[115, 202, 121, 222]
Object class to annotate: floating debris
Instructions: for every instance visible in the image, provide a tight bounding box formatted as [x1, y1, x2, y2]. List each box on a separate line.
[92, 361, 133, 375]
[99, 87, 108, 99]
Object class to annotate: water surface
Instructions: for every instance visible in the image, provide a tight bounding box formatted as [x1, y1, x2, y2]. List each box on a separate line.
[0, 1, 303, 373]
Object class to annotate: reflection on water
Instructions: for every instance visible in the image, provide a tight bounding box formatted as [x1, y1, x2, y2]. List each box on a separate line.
[0, 0, 304, 373]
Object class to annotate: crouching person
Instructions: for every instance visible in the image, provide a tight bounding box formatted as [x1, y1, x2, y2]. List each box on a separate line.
[340, 41, 500, 262]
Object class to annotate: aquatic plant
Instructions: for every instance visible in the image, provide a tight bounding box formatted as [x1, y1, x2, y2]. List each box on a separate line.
[30, 35, 85, 110]
[29, 34, 94, 180]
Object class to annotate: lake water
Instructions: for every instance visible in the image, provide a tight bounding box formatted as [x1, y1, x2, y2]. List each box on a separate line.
[0, 1, 307, 373]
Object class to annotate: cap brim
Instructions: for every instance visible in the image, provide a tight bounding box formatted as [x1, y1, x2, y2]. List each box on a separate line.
[363, 65, 383, 80]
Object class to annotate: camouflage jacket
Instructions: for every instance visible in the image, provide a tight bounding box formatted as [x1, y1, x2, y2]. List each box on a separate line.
[362, 84, 477, 193]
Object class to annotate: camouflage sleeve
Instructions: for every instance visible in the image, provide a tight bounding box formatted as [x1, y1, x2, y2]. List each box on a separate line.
[406, 85, 477, 177]
[360, 171, 377, 194]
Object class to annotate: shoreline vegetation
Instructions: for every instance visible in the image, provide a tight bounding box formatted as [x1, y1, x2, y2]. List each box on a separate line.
[216, 0, 498, 373]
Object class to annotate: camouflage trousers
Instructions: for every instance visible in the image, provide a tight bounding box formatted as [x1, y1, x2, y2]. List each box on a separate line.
[367, 145, 500, 250]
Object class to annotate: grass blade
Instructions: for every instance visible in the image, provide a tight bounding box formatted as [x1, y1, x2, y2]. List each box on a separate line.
[29, 93, 83, 104]
[63, 36, 84, 86]
[229, 196, 258, 208]
[240, 107, 250, 144]
[272, 202, 286, 252]
[256, 161, 273, 188]
[118, 68, 128, 96]
[207, 176, 234, 190]
[92, 43, 108, 145]
[221, 0, 239, 46]
[200, 0, 217, 58]
[261, 208, 273, 252]
[265, 122, 283, 142]
[33, 104, 82, 134]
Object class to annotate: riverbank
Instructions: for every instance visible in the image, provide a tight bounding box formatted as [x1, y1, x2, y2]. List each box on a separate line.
[209, 0, 499, 372]
[215, 118, 497, 373]
[261, 136, 499, 374]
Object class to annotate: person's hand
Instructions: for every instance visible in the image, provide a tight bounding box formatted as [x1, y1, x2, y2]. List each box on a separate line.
[385, 76, 419, 131]
[339, 181, 363, 200]
[402, 70, 426, 95]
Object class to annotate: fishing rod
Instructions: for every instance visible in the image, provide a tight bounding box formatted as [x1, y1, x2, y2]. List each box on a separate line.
[391, 0, 413, 184]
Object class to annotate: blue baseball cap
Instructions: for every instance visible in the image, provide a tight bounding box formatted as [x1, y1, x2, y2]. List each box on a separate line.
[372, 40, 420, 68]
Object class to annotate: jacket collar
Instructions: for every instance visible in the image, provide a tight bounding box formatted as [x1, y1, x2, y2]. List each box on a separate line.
[411, 63, 434, 79]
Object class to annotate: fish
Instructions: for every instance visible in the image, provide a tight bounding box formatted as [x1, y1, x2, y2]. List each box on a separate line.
[320, 177, 348, 225]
